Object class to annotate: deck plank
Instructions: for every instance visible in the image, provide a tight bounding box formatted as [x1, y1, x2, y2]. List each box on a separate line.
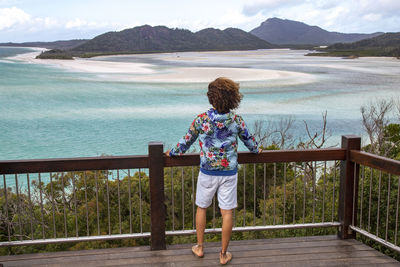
[0, 235, 398, 267]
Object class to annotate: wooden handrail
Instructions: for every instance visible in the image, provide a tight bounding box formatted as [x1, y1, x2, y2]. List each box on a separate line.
[3, 137, 400, 253]
[350, 150, 400, 175]
[0, 148, 346, 174]
[0, 155, 149, 174]
[164, 148, 346, 167]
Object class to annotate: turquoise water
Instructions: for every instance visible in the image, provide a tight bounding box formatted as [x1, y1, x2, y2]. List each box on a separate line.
[1, 47, 400, 161]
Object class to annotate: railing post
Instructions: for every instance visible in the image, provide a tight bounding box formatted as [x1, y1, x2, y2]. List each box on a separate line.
[148, 142, 166, 250]
[338, 135, 361, 239]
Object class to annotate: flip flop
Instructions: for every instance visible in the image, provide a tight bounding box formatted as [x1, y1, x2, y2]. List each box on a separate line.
[220, 251, 232, 265]
[191, 244, 204, 258]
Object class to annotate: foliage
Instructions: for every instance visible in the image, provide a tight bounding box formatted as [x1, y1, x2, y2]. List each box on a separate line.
[2, 103, 400, 262]
[0, 170, 151, 255]
[0, 160, 339, 255]
[0, 40, 88, 50]
[356, 168, 400, 260]
[36, 25, 274, 59]
[307, 33, 400, 57]
[36, 49, 74, 60]
[250, 17, 382, 46]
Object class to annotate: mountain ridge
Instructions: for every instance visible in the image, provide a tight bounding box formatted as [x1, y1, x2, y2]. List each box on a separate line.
[250, 17, 383, 45]
[71, 25, 274, 54]
[2, 18, 392, 59]
[307, 32, 400, 57]
[0, 39, 89, 50]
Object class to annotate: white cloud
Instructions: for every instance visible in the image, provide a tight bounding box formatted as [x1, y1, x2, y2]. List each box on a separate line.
[1, 0, 400, 42]
[0, 6, 30, 30]
[219, 10, 254, 27]
[162, 19, 213, 32]
[0, 7, 117, 42]
[65, 18, 88, 29]
[359, 0, 400, 14]
[65, 18, 116, 30]
[163, 9, 265, 32]
[0, 0, 20, 5]
[242, 0, 298, 16]
[311, 0, 338, 9]
[241, 0, 400, 33]
[35, 17, 59, 28]
[363, 13, 382, 22]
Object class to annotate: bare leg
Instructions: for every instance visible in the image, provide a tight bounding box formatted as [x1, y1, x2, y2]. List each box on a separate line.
[194, 206, 206, 257]
[220, 208, 233, 264]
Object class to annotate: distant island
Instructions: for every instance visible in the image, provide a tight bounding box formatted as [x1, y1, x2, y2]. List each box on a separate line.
[250, 17, 382, 46]
[0, 39, 88, 50]
[1, 17, 398, 59]
[307, 32, 400, 58]
[34, 25, 275, 59]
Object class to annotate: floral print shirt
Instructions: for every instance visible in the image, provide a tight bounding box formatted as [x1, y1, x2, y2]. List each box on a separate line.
[170, 108, 258, 175]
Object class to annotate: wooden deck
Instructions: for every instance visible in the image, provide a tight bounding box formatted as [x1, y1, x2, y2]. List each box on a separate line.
[0, 235, 398, 266]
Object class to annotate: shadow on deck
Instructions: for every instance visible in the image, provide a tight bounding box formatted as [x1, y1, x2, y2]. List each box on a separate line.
[0, 236, 398, 267]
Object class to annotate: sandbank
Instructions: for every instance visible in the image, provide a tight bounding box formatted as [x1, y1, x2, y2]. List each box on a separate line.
[9, 50, 154, 74]
[105, 67, 313, 84]
[9, 49, 315, 84]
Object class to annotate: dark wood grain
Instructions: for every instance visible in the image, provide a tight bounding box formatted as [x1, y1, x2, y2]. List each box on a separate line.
[338, 135, 361, 239]
[164, 148, 346, 167]
[0, 236, 397, 267]
[0, 155, 149, 174]
[148, 142, 166, 250]
[350, 150, 400, 175]
[0, 148, 345, 174]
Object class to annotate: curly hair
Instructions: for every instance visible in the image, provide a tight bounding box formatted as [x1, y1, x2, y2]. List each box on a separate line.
[207, 77, 243, 114]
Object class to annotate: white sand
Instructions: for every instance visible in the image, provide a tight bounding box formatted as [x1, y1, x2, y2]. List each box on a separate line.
[9, 50, 154, 74]
[106, 67, 313, 84]
[9, 49, 315, 84]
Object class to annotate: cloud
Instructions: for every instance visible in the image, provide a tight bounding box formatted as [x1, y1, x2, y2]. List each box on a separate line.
[242, 0, 342, 17]
[311, 0, 338, 9]
[0, 6, 30, 30]
[65, 18, 118, 31]
[65, 18, 88, 29]
[242, 0, 300, 16]
[165, 19, 211, 31]
[0, 0, 20, 6]
[36, 17, 58, 28]
[358, 0, 400, 16]
[0, 7, 117, 42]
[241, 0, 400, 33]
[362, 13, 382, 22]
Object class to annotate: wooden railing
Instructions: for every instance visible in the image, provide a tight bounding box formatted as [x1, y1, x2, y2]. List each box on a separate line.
[1, 135, 400, 255]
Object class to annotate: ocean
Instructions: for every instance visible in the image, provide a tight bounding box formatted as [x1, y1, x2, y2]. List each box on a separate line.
[1, 47, 400, 161]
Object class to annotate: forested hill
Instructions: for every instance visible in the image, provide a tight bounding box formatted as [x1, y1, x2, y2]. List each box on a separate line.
[71, 25, 274, 54]
[308, 32, 400, 57]
[0, 39, 88, 50]
[250, 17, 383, 45]
[194, 27, 274, 50]
[328, 32, 400, 52]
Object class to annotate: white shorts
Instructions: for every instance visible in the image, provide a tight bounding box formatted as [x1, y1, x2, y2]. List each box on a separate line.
[195, 171, 238, 210]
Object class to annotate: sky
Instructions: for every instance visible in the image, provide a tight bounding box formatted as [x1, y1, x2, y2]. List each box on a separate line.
[1, 0, 400, 42]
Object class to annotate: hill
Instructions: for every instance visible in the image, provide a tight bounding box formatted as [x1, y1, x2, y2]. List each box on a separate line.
[195, 27, 274, 50]
[69, 25, 274, 55]
[0, 39, 88, 50]
[308, 32, 400, 57]
[250, 18, 382, 46]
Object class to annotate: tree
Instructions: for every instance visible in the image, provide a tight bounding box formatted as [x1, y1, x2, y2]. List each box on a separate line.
[361, 99, 394, 156]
